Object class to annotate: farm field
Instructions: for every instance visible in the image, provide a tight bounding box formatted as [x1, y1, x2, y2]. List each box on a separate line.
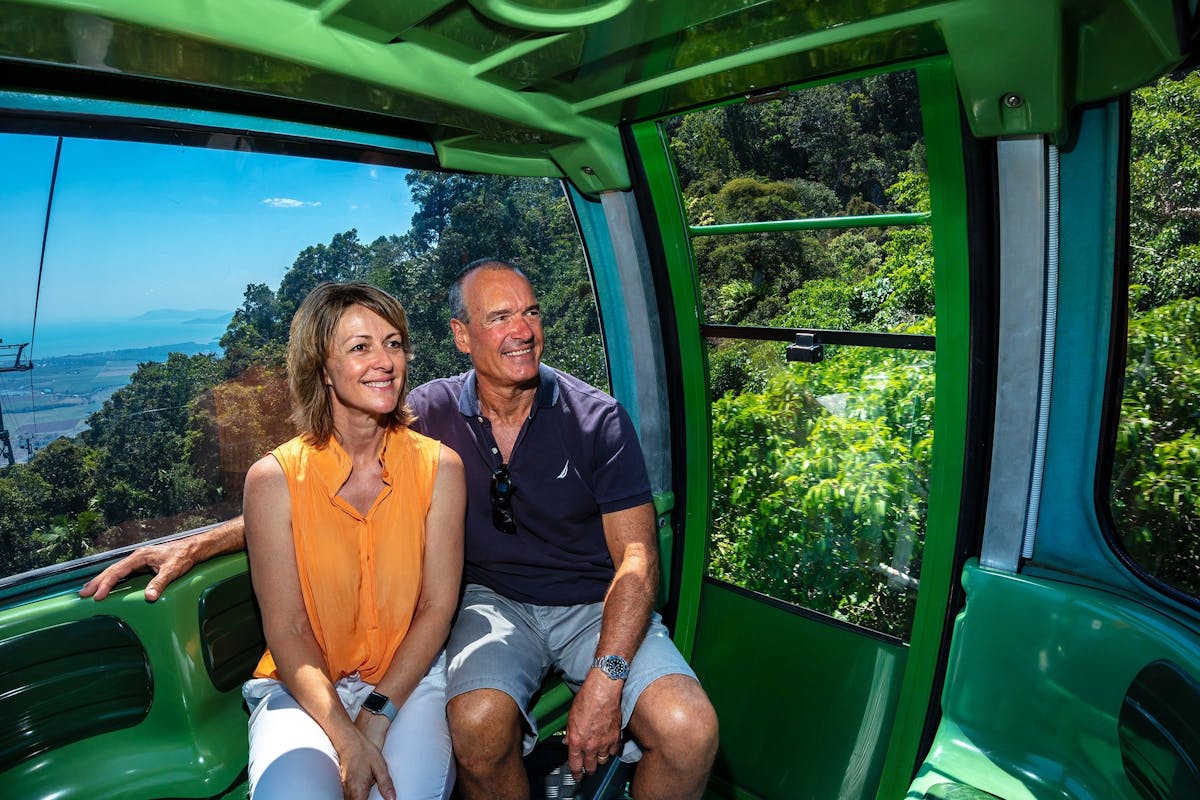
[0, 342, 218, 462]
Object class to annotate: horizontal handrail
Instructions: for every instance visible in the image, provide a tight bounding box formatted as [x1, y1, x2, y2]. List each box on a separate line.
[689, 211, 930, 236]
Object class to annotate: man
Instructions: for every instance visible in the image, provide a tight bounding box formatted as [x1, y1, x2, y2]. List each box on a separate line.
[82, 259, 718, 800]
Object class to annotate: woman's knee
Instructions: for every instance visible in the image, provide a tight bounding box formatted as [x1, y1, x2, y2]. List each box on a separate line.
[250, 747, 342, 799]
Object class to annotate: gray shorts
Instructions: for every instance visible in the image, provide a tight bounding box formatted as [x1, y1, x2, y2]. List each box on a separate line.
[445, 583, 697, 756]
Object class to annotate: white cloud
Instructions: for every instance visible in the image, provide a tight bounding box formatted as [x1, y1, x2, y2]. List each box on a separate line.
[262, 197, 322, 208]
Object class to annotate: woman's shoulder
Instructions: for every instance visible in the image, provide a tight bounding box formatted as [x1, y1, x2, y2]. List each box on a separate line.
[386, 425, 443, 468]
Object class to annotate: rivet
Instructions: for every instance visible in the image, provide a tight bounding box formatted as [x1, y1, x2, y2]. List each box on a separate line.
[1003, 93, 1024, 109]
[581, 166, 596, 175]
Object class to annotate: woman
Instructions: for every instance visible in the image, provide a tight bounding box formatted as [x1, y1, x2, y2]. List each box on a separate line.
[241, 282, 465, 800]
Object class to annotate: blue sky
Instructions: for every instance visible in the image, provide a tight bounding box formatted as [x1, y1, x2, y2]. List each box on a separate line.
[2, 132, 417, 339]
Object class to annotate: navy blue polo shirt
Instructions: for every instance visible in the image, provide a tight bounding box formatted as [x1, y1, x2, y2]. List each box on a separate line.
[408, 364, 653, 606]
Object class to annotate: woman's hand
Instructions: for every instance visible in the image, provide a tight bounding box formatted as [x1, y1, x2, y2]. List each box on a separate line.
[354, 706, 393, 756]
[336, 727, 396, 800]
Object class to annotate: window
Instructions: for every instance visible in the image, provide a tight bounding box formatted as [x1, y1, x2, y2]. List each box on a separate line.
[665, 70, 934, 640]
[1110, 64, 1200, 597]
[0, 128, 601, 580]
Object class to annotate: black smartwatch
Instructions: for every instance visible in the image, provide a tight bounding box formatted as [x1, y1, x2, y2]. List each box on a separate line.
[591, 654, 630, 681]
[363, 690, 398, 722]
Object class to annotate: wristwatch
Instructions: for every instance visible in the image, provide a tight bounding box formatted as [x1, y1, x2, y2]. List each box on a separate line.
[591, 654, 630, 681]
[363, 690, 398, 722]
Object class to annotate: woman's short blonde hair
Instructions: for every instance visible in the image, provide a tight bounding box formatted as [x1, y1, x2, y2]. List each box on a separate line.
[287, 281, 414, 444]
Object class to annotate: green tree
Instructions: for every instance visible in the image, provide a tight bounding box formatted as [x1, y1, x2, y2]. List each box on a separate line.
[85, 352, 224, 522]
[27, 436, 97, 518]
[0, 466, 52, 575]
[220, 282, 287, 377]
[708, 344, 932, 638]
[276, 230, 370, 322]
[34, 510, 105, 563]
[1112, 295, 1200, 592]
[1129, 68, 1200, 310]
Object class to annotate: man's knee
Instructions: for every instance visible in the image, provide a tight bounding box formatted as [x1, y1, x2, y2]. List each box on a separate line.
[447, 689, 526, 763]
[630, 675, 719, 763]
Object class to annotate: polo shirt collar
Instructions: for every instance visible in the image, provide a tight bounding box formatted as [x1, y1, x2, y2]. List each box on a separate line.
[457, 363, 559, 418]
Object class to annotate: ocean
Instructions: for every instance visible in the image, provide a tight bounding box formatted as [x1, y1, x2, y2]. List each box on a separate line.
[10, 317, 232, 359]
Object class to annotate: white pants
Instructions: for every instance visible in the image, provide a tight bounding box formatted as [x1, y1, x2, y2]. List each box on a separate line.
[242, 653, 453, 800]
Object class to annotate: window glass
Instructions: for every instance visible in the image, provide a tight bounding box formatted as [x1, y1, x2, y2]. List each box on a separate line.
[0, 131, 600, 579]
[666, 68, 932, 640]
[1111, 64, 1200, 595]
[667, 71, 926, 225]
[666, 72, 932, 334]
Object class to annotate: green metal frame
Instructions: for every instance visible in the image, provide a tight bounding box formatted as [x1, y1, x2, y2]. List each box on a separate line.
[628, 55, 972, 797]
[878, 57, 972, 798]
[628, 120, 710, 659]
[2, 1, 1189, 194]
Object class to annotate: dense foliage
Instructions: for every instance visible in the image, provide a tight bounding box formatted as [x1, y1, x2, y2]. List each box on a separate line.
[1115, 66, 1200, 594]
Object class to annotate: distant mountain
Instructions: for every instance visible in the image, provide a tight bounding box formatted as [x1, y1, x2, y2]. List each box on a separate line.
[132, 308, 231, 322]
[39, 340, 222, 365]
[183, 312, 235, 325]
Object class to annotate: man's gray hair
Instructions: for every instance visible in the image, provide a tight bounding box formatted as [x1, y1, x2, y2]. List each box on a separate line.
[449, 258, 529, 322]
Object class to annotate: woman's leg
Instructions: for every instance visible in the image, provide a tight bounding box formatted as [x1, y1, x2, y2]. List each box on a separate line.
[372, 656, 455, 800]
[245, 679, 342, 799]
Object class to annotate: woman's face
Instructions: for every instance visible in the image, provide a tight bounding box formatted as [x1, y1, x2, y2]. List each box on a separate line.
[322, 304, 407, 422]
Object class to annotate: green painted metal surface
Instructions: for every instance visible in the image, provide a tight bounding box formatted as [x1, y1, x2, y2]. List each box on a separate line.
[875, 56, 974, 800]
[0, 554, 252, 800]
[693, 580, 908, 800]
[0, 615, 151, 773]
[633, 56, 973, 799]
[628, 118, 710, 659]
[1, 1, 1191, 192]
[909, 560, 1200, 800]
[1025, 101, 1152, 594]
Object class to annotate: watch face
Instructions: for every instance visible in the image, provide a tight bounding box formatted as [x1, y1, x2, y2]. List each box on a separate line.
[596, 655, 630, 680]
[364, 692, 388, 713]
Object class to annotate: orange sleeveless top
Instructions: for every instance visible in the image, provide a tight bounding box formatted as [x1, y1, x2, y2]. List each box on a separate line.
[253, 426, 441, 684]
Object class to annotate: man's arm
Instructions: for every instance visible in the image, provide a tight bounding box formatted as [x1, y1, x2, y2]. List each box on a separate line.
[565, 501, 658, 779]
[79, 515, 247, 602]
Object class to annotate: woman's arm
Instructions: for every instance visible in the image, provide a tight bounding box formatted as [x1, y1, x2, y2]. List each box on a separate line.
[354, 444, 466, 747]
[244, 455, 395, 800]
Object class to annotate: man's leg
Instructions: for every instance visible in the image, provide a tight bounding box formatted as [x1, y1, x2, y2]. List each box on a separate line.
[447, 688, 528, 800]
[553, 607, 719, 799]
[625, 674, 719, 800]
[444, 585, 551, 800]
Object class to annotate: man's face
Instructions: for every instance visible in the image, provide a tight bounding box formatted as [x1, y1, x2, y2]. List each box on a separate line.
[451, 268, 544, 392]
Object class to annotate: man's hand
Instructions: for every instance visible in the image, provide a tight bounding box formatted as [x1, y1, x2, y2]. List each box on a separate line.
[565, 673, 623, 780]
[79, 518, 246, 602]
[79, 540, 197, 602]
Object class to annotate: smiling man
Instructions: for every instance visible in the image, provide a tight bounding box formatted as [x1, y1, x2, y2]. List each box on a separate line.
[408, 259, 717, 800]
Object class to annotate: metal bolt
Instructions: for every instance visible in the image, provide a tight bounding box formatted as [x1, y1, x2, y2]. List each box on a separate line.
[1003, 93, 1024, 109]
[581, 166, 596, 175]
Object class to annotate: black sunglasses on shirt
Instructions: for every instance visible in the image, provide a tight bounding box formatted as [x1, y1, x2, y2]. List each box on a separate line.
[490, 464, 517, 534]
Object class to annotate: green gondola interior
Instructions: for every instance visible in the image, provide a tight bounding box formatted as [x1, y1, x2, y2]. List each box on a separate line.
[2, 1, 1200, 799]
